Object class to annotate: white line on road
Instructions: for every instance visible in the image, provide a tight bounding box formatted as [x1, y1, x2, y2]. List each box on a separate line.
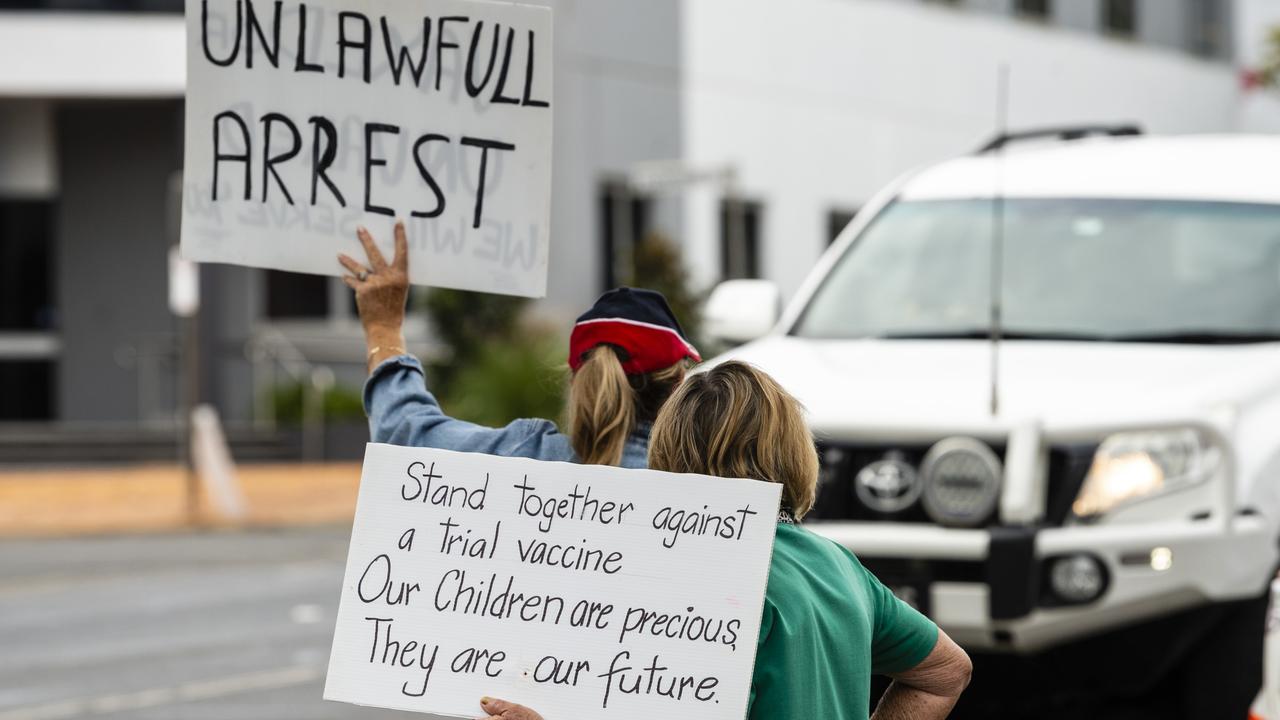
[0, 664, 323, 720]
[289, 603, 325, 625]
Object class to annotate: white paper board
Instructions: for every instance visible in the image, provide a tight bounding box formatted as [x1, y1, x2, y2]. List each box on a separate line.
[182, 0, 553, 297]
[324, 444, 782, 719]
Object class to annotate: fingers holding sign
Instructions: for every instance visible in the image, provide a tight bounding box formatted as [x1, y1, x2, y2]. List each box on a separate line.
[478, 697, 544, 720]
[393, 218, 409, 271]
[340, 222, 409, 282]
[356, 224, 389, 270]
[339, 221, 410, 289]
[340, 221, 412, 371]
[337, 252, 370, 281]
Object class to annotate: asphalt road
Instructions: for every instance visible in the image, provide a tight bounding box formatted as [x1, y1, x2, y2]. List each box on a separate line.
[0, 526, 423, 720]
[2, 527, 1275, 720]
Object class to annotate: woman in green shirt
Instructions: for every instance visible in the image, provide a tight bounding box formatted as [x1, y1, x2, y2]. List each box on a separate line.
[478, 361, 971, 720]
[647, 361, 973, 720]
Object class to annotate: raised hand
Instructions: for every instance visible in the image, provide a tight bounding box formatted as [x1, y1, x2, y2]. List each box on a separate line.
[339, 220, 411, 370]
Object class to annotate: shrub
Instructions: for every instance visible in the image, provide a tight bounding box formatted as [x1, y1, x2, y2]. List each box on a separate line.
[436, 324, 566, 427]
[420, 229, 704, 428]
[268, 381, 366, 425]
[627, 231, 706, 349]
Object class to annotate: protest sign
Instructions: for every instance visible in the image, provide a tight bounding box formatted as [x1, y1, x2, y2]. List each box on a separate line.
[324, 444, 782, 719]
[181, 0, 553, 297]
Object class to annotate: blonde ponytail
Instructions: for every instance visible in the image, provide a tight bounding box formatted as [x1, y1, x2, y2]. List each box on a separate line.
[568, 346, 636, 466]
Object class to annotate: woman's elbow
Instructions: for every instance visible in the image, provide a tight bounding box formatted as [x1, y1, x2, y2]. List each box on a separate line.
[893, 630, 972, 699]
[935, 632, 973, 697]
[368, 407, 417, 445]
[949, 645, 974, 696]
[369, 418, 399, 444]
[368, 402, 424, 444]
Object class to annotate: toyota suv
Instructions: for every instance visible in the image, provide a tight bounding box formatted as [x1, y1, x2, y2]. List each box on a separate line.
[704, 127, 1280, 716]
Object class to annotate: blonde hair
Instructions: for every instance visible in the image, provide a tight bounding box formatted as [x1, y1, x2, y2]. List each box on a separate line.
[567, 346, 687, 466]
[648, 361, 818, 518]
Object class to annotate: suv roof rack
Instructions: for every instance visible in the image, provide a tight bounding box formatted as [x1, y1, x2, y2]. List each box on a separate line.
[976, 124, 1143, 154]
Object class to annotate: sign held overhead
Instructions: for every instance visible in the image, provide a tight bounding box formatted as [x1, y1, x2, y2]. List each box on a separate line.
[325, 444, 781, 719]
[182, 0, 554, 298]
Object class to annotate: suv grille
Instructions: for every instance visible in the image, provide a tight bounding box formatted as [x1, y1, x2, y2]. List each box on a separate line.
[810, 440, 1097, 528]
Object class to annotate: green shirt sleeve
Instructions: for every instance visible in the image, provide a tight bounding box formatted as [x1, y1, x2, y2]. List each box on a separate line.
[850, 553, 939, 675]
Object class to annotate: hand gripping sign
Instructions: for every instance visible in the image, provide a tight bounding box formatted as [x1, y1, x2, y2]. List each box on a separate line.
[324, 445, 781, 719]
[182, 0, 553, 297]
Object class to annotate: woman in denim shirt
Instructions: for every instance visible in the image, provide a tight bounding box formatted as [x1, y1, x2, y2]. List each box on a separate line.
[339, 221, 700, 468]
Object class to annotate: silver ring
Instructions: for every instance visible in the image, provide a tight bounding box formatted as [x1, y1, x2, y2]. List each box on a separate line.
[356, 270, 369, 281]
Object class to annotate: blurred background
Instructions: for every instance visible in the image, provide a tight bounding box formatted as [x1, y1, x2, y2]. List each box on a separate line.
[2, 0, 1280, 718]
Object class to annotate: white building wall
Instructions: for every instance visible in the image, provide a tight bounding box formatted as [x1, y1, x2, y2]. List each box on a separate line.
[0, 12, 184, 97]
[0, 5, 681, 326]
[1235, 0, 1280, 133]
[528, 0, 684, 321]
[1, 1, 1271, 326]
[1236, 0, 1280, 63]
[681, 0, 1244, 301]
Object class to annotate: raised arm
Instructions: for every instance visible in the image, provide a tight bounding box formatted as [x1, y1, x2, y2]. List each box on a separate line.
[340, 222, 571, 459]
[361, 351, 565, 456]
[872, 629, 972, 720]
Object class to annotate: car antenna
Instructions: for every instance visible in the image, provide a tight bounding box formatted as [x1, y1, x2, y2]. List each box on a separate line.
[989, 63, 1010, 417]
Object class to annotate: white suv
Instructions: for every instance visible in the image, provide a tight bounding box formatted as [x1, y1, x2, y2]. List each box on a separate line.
[706, 128, 1280, 715]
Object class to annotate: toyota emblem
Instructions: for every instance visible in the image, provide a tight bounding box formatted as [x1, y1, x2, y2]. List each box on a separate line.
[854, 455, 922, 513]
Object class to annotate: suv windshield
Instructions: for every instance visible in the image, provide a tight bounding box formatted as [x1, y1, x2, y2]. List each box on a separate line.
[794, 199, 1280, 343]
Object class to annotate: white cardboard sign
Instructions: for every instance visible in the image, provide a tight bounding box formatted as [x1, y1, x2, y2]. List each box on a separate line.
[325, 444, 782, 719]
[182, 0, 553, 297]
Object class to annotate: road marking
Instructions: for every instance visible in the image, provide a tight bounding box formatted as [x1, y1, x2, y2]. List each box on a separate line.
[289, 603, 324, 625]
[0, 665, 322, 720]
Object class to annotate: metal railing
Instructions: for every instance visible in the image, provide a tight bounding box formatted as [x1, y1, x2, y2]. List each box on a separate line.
[246, 326, 335, 461]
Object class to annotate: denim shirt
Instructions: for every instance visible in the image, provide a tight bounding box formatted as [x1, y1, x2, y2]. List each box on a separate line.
[363, 354, 652, 469]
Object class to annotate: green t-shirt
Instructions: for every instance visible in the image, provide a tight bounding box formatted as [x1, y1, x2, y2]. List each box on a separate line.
[748, 521, 939, 720]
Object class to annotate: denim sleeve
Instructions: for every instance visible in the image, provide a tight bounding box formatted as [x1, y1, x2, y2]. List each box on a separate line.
[363, 354, 576, 461]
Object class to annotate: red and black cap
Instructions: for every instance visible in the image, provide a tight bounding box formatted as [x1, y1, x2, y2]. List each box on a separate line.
[568, 287, 702, 375]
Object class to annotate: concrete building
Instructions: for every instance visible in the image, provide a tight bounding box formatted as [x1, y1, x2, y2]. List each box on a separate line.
[0, 0, 1275, 451]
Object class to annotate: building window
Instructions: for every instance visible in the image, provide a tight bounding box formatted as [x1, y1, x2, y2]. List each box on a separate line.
[719, 198, 762, 280]
[0, 200, 55, 331]
[1186, 0, 1224, 58]
[599, 181, 653, 290]
[1102, 0, 1137, 37]
[265, 270, 330, 319]
[828, 208, 859, 246]
[1014, 0, 1051, 20]
[0, 200, 56, 421]
[0, 360, 55, 420]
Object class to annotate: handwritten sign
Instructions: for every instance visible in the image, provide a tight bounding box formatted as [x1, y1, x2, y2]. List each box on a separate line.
[181, 0, 553, 297]
[324, 444, 781, 719]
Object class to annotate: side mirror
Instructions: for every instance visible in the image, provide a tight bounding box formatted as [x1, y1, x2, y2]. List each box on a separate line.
[704, 280, 781, 346]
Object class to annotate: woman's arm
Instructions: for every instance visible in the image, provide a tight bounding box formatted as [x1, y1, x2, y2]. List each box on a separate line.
[363, 353, 566, 456]
[872, 630, 972, 720]
[340, 222, 572, 459]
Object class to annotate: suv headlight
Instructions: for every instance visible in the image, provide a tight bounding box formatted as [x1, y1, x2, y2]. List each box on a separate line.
[1072, 429, 1221, 520]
